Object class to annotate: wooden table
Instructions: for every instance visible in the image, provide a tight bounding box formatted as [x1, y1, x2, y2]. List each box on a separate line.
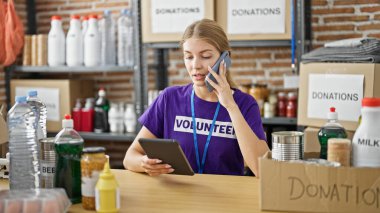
[0, 170, 283, 213]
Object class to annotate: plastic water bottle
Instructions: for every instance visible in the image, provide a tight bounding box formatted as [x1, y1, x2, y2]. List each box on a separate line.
[66, 15, 83, 66]
[55, 114, 84, 204]
[99, 10, 116, 65]
[124, 104, 136, 133]
[27, 90, 47, 140]
[117, 9, 134, 66]
[94, 88, 110, 133]
[84, 15, 101, 67]
[8, 96, 40, 189]
[48, 15, 65, 66]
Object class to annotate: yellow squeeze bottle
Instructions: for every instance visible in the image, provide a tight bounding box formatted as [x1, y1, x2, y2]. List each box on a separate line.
[95, 160, 120, 213]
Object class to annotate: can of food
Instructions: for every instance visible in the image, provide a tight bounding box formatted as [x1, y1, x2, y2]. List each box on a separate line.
[39, 137, 56, 188]
[272, 131, 304, 161]
[81, 147, 107, 210]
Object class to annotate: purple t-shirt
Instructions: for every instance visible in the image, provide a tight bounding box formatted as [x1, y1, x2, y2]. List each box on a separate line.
[139, 84, 266, 175]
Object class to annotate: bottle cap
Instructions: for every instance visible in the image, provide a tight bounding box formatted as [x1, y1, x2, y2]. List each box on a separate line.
[28, 90, 37, 97]
[88, 14, 98, 20]
[121, 9, 130, 16]
[62, 114, 74, 128]
[99, 160, 114, 179]
[83, 15, 89, 21]
[104, 10, 111, 16]
[327, 107, 338, 120]
[83, 147, 106, 153]
[99, 88, 106, 97]
[362, 98, 380, 107]
[51, 15, 62, 20]
[15, 96, 27, 103]
[71, 15, 80, 20]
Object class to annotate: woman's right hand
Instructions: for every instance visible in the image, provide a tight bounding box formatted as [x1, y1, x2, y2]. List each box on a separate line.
[141, 155, 174, 176]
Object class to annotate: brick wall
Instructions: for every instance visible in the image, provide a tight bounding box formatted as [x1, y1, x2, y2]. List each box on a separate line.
[3, 0, 380, 105]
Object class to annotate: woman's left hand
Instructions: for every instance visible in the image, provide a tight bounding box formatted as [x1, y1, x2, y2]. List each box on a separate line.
[206, 60, 238, 111]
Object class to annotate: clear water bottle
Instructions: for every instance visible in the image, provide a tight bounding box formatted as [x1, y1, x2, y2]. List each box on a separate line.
[94, 88, 110, 133]
[27, 90, 47, 140]
[55, 114, 84, 204]
[99, 10, 116, 65]
[117, 9, 134, 66]
[8, 96, 40, 189]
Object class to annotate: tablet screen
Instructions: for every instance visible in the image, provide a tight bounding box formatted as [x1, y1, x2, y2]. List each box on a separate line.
[138, 138, 195, 176]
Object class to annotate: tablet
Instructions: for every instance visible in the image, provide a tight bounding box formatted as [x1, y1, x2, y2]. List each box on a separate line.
[138, 138, 195, 176]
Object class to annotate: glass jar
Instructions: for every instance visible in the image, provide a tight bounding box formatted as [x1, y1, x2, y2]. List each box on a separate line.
[286, 92, 297, 118]
[81, 147, 107, 210]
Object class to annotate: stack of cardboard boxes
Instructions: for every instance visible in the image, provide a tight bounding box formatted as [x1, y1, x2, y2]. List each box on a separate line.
[260, 62, 380, 213]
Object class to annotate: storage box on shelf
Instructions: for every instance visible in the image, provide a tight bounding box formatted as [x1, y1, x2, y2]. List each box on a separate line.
[260, 151, 380, 213]
[298, 63, 380, 131]
[10, 79, 93, 132]
[141, 0, 214, 43]
[216, 0, 291, 41]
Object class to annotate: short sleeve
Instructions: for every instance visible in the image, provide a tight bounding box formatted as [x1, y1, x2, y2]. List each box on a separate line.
[243, 100, 267, 142]
[138, 91, 166, 138]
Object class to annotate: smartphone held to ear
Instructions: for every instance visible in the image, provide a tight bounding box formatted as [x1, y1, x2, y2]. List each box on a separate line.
[205, 51, 232, 92]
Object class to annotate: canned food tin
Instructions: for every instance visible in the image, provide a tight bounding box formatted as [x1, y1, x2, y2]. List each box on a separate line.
[39, 137, 56, 188]
[272, 131, 304, 161]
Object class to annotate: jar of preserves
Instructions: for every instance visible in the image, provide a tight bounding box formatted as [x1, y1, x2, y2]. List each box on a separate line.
[286, 92, 297, 118]
[81, 147, 107, 210]
[277, 92, 287, 117]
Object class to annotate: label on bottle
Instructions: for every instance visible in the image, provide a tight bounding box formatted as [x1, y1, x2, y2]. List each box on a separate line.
[81, 170, 101, 197]
[40, 161, 55, 177]
[353, 137, 380, 167]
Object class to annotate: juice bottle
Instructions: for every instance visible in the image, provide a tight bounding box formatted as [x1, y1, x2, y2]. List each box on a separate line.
[318, 107, 347, 159]
[55, 114, 84, 204]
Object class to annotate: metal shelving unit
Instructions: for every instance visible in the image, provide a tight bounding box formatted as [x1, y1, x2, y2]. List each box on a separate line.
[261, 117, 297, 126]
[5, 0, 144, 142]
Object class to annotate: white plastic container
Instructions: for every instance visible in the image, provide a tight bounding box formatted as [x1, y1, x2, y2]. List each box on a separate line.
[99, 10, 116, 65]
[66, 15, 83, 66]
[352, 98, 380, 167]
[117, 9, 134, 66]
[48, 15, 65, 66]
[82, 16, 89, 37]
[84, 15, 101, 67]
[124, 104, 136, 133]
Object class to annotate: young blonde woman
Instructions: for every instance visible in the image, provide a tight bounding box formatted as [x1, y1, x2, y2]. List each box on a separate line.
[124, 19, 269, 176]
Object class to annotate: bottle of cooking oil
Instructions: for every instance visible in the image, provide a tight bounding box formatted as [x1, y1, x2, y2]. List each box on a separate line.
[318, 107, 347, 159]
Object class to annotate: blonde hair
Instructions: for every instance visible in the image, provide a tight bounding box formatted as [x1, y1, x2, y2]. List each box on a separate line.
[180, 19, 236, 88]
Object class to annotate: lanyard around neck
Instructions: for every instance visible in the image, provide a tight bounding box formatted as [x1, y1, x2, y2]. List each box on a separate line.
[191, 89, 220, 174]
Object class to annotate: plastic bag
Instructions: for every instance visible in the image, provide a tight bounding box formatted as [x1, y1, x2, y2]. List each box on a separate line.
[0, 1, 6, 63]
[1, 0, 24, 66]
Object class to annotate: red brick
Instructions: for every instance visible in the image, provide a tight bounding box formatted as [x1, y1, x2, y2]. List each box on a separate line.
[269, 70, 293, 77]
[231, 53, 271, 60]
[313, 24, 355, 32]
[312, 17, 319, 23]
[234, 79, 252, 86]
[274, 53, 291, 59]
[316, 34, 362, 41]
[324, 15, 369, 23]
[233, 70, 265, 76]
[312, 0, 328, 6]
[60, 4, 92, 11]
[313, 8, 355, 15]
[94, 2, 129, 8]
[334, 0, 380, 5]
[361, 6, 380, 13]
[262, 62, 291, 68]
[367, 33, 380, 39]
[357, 23, 380, 31]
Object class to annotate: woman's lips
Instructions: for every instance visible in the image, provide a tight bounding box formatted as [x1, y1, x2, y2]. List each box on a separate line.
[193, 73, 206, 81]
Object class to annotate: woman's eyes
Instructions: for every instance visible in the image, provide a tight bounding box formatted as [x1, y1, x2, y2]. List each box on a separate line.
[185, 56, 212, 60]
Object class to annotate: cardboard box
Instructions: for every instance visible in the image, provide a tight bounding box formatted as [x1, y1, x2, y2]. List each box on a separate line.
[298, 63, 380, 131]
[260, 151, 380, 213]
[304, 127, 355, 153]
[0, 104, 8, 157]
[216, 0, 291, 41]
[11, 79, 93, 132]
[142, 0, 214, 43]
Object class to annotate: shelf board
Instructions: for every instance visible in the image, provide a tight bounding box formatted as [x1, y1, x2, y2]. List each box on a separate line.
[47, 132, 136, 142]
[144, 40, 291, 49]
[13, 65, 135, 73]
[262, 117, 297, 125]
